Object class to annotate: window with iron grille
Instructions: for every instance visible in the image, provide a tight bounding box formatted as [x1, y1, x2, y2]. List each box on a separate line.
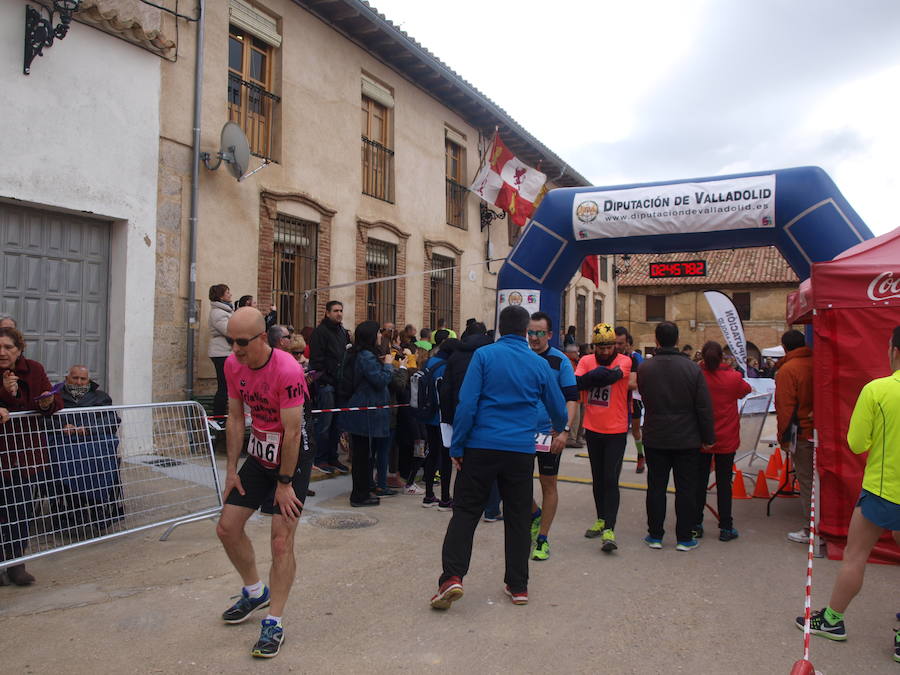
[361, 95, 394, 202]
[646, 295, 666, 322]
[599, 256, 608, 282]
[445, 140, 467, 228]
[430, 253, 455, 331]
[272, 215, 317, 330]
[594, 298, 603, 326]
[228, 25, 280, 159]
[576, 294, 587, 344]
[366, 238, 397, 325]
[732, 292, 751, 321]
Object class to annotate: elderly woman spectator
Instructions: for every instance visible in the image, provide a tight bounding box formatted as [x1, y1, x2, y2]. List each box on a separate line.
[0, 326, 63, 585]
[208, 284, 234, 421]
[236, 295, 277, 329]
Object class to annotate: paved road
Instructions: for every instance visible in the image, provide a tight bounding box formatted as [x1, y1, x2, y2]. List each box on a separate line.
[0, 436, 897, 674]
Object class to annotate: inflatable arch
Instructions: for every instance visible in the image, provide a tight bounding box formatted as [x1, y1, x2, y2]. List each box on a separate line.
[497, 166, 873, 340]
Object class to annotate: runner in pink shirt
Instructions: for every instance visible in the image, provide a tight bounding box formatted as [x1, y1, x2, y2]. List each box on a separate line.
[215, 307, 310, 659]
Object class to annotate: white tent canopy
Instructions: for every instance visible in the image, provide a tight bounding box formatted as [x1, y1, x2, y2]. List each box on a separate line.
[761, 345, 785, 358]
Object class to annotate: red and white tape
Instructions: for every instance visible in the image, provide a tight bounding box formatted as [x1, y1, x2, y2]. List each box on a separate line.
[800, 437, 818, 663]
[207, 403, 410, 421]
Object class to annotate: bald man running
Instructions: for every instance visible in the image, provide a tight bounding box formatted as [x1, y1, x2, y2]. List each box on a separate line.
[215, 307, 312, 658]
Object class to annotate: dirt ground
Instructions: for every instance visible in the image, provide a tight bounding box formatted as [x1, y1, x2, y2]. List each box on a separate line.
[1, 427, 897, 675]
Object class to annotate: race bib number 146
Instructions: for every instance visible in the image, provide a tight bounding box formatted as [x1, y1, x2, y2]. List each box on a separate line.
[588, 385, 611, 407]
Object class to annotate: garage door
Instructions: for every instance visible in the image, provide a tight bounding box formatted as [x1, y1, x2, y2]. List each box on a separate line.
[0, 203, 109, 387]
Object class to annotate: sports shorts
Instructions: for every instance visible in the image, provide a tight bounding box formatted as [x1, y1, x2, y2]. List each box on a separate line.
[535, 449, 562, 477]
[226, 442, 313, 515]
[857, 489, 900, 531]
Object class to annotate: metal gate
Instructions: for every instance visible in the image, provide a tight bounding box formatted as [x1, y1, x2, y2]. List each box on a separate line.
[0, 203, 110, 386]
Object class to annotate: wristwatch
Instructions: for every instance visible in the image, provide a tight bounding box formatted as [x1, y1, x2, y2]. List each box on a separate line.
[563, 425, 571, 433]
[277, 474, 293, 484]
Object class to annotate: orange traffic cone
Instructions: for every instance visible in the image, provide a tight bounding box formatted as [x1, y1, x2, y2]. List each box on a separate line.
[765, 447, 784, 479]
[732, 469, 750, 499]
[752, 470, 771, 499]
[777, 462, 799, 498]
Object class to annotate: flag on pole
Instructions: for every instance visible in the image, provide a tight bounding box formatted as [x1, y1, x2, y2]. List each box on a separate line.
[469, 133, 547, 226]
[703, 290, 748, 374]
[580, 255, 599, 285]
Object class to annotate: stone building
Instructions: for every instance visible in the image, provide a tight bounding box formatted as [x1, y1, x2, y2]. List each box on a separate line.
[615, 247, 799, 358]
[1, 0, 173, 403]
[154, 0, 611, 400]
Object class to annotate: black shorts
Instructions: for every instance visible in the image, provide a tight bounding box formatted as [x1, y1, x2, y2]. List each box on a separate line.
[631, 399, 643, 419]
[225, 445, 313, 515]
[535, 450, 562, 477]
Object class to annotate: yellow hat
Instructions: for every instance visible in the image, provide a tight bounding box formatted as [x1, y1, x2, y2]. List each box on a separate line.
[591, 323, 616, 345]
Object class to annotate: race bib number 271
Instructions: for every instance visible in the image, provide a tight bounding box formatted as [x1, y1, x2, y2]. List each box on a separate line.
[247, 427, 282, 466]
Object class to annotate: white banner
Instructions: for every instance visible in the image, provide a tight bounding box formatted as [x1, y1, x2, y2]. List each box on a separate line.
[703, 290, 748, 375]
[496, 289, 541, 337]
[573, 175, 775, 240]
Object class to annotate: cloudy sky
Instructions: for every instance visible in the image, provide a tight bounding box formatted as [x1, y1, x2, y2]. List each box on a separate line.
[372, 0, 900, 235]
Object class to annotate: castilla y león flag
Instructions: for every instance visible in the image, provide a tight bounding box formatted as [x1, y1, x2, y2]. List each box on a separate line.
[469, 133, 547, 226]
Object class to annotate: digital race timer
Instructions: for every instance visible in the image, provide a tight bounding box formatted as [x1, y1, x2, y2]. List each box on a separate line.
[648, 260, 707, 278]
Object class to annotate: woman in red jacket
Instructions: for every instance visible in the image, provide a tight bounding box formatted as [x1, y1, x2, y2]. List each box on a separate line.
[694, 341, 751, 542]
[0, 326, 63, 585]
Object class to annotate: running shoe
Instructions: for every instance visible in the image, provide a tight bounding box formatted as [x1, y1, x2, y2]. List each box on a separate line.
[251, 619, 284, 658]
[373, 487, 397, 497]
[504, 586, 528, 605]
[422, 496, 439, 508]
[312, 464, 334, 475]
[787, 528, 810, 544]
[893, 629, 899, 663]
[643, 536, 663, 549]
[635, 456, 646, 473]
[430, 576, 463, 610]
[483, 513, 503, 523]
[530, 514, 542, 542]
[404, 483, 424, 495]
[719, 528, 739, 542]
[795, 608, 847, 641]
[692, 524, 704, 539]
[329, 461, 350, 475]
[532, 539, 550, 561]
[675, 539, 700, 552]
[222, 586, 270, 624]
[584, 518, 605, 539]
[437, 500, 454, 511]
[600, 529, 617, 553]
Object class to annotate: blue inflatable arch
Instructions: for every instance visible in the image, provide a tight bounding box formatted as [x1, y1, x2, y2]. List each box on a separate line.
[497, 166, 872, 343]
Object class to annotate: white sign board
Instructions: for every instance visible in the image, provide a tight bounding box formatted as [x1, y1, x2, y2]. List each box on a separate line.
[496, 289, 541, 335]
[572, 175, 776, 240]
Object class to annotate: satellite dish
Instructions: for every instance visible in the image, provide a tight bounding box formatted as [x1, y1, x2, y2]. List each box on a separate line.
[201, 122, 252, 181]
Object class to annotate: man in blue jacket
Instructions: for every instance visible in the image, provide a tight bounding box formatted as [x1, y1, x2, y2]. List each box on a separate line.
[430, 305, 568, 610]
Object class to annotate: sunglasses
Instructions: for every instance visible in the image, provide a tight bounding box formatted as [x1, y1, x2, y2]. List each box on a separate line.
[290, 351, 304, 356]
[527, 330, 548, 337]
[225, 330, 265, 347]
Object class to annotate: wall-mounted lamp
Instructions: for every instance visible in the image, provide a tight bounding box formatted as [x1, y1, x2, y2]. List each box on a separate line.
[612, 253, 632, 278]
[479, 202, 506, 230]
[24, 1, 81, 75]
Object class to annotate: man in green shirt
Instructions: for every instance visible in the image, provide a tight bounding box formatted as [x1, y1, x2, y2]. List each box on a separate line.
[795, 325, 900, 664]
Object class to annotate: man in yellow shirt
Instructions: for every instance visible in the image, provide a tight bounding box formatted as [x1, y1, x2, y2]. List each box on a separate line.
[795, 325, 900, 664]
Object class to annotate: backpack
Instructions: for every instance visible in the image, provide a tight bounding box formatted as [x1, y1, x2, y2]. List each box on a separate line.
[335, 351, 358, 406]
[410, 358, 447, 422]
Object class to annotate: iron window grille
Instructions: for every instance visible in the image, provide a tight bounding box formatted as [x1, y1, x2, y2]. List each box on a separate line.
[430, 254, 455, 330]
[273, 215, 317, 329]
[365, 239, 397, 325]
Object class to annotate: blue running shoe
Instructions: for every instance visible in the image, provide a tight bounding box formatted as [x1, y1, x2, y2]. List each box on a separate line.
[643, 536, 663, 550]
[251, 619, 284, 658]
[222, 586, 270, 624]
[676, 539, 700, 552]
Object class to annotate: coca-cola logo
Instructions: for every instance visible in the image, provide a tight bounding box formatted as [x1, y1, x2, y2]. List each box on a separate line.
[867, 271, 900, 301]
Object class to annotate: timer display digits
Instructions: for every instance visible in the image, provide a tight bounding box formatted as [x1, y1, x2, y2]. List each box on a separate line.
[648, 260, 707, 278]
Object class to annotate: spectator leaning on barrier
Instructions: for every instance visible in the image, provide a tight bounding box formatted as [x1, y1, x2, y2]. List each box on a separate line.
[794, 326, 900, 662]
[308, 301, 351, 475]
[429, 306, 567, 611]
[775, 329, 815, 544]
[695, 342, 752, 542]
[57, 365, 118, 436]
[0, 326, 63, 586]
[637, 321, 715, 552]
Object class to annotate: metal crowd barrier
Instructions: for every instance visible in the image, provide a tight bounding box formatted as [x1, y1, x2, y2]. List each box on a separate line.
[0, 401, 221, 570]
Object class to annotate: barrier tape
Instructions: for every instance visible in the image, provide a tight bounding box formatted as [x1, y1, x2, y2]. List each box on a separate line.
[207, 403, 410, 421]
[800, 436, 818, 663]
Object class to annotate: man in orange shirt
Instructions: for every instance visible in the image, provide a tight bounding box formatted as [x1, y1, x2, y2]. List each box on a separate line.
[774, 329, 814, 543]
[574, 323, 635, 552]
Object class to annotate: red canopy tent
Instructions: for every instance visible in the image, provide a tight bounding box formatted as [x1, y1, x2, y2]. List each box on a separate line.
[787, 226, 900, 563]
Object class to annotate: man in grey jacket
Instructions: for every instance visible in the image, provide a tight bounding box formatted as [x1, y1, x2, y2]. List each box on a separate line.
[637, 321, 715, 551]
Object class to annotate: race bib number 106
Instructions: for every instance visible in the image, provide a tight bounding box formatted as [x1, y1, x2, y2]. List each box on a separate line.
[248, 427, 282, 466]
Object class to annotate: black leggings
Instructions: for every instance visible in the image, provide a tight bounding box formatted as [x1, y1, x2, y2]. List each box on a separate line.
[349, 434, 374, 503]
[584, 430, 628, 530]
[423, 424, 452, 502]
[694, 452, 735, 530]
[210, 356, 228, 418]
